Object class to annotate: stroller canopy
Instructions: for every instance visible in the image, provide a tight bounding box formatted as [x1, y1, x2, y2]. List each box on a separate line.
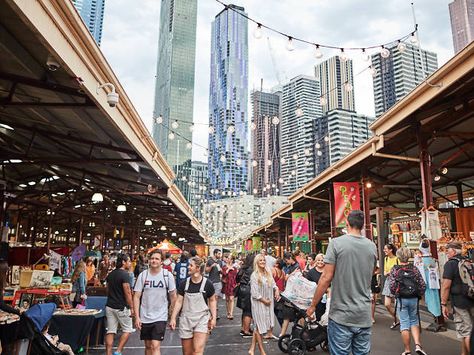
[25, 303, 57, 332]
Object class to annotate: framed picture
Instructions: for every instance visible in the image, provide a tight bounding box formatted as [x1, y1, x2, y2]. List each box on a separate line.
[11, 266, 20, 285]
[19, 293, 33, 310]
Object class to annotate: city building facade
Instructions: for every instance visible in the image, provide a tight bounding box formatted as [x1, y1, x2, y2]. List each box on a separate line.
[72, 0, 105, 45]
[208, 5, 249, 199]
[449, 0, 474, 53]
[280, 75, 322, 196]
[314, 56, 355, 114]
[152, 0, 198, 182]
[188, 161, 209, 220]
[250, 90, 281, 197]
[372, 43, 438, 117]
[314, 109, 374, 174]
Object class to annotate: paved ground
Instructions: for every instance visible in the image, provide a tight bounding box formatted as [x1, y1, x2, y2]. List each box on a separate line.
[89, 300, 461, 354]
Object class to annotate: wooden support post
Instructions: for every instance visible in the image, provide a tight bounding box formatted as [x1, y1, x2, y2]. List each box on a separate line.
[78, 216, 84, 245]
[362, 179, 373, 240]
[457, 183, 464, 208]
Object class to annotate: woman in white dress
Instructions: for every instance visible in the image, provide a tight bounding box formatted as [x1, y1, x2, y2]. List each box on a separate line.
[249, 254, 280, 355]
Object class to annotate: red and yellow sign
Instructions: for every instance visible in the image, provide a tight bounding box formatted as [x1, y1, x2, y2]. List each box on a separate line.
[333, 182, 360, 227]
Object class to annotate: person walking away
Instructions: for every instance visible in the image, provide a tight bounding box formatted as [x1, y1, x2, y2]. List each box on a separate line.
[306, 253, 326, 320]
[205, 249, 223, 319]
[105, 254, 134, 355]
[249, 254, 280, 355]
[307, 210, 377, 355]
[222, 255, 238, 319]
[389, 247, 427, 355]
[170, 257, 217, 355]
[99, 254, 111, 285]
[441, 241, 474, 355]
[236, 254, 255, 338]
[133, 251, 177, 355]
[383, 243, 400, 329]
[175, 252, 190, 287]
[71, 261, 87, 308]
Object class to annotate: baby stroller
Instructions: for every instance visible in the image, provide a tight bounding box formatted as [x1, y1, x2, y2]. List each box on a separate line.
[24, 303, 69, 355]
[278, 298, 328, 355]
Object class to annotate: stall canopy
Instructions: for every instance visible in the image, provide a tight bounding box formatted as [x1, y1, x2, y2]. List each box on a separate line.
[147, 239, 182, 255]
[250, 40, 474, 241]
[0, 0, 206, 249]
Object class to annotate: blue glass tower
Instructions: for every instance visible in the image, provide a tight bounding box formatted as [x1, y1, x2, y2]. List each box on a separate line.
[72, 0, 105, 45]
[208, 5, 249, 199]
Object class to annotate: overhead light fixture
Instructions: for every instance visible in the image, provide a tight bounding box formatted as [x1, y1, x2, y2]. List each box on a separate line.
[171, 232, 177, 237]
[434, 175, 441, 182]
[441, 167, 448, 175]
[366, 182, 372, 189]
[28, 181, 36, 186]
[91, 192, 103, 202]
[160, 225, 167, 231]
[0, 123, 14, 130]
[117, 204, 127, 212]
[144, 219, 152, 226]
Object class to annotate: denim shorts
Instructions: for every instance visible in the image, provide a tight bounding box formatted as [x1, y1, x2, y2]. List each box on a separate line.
[396, 298, 419, 331]
[327, 319, 371, 355]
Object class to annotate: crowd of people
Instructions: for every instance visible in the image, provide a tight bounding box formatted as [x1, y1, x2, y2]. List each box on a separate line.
[63, 209, 474, 355]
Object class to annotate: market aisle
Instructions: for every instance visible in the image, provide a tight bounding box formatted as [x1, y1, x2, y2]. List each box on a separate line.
[89, 301, 460, 354]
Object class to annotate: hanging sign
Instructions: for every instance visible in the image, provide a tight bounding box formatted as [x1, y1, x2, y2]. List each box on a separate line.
[333, 182, 361, 228]
[292, 212, 309, 241]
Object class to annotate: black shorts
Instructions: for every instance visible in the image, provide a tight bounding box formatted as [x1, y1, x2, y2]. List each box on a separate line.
[140, 321, 167, 341]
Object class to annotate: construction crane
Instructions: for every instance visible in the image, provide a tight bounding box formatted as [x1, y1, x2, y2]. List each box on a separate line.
[266, 36, 283, 86]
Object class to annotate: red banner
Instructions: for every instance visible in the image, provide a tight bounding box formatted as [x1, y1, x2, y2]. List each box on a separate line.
[333, 182, 361, 228]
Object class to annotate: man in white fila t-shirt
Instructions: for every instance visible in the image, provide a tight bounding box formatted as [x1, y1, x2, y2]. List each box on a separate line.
[134, 250, 176, 355]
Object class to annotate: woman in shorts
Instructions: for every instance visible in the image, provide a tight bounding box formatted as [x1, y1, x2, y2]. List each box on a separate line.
[170, 257, 217, 355]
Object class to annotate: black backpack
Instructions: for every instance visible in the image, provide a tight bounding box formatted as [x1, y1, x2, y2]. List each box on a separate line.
[390, 266, 423, 299]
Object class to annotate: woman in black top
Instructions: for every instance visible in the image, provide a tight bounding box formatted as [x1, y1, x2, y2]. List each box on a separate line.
[236, 254, 255, 338]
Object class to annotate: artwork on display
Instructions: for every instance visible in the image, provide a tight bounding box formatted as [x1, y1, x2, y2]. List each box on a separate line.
[19, 293, 33, 310]
[292, 212, 309, 242]
[29, 270, 54, 287]
[333, 182, 361, 228]
[11, 265, 20, 285]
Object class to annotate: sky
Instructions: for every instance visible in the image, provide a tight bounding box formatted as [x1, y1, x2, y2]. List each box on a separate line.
[100, 0, 454, 163]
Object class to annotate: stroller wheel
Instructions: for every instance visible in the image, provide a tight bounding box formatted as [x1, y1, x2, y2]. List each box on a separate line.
[289, 338, 306, 355]
[278, 334, 291, 353]
[321, 339, 329, 352]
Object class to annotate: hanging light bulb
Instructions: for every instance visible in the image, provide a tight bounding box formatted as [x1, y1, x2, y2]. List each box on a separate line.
[292, 153, 299, 160]
[272, 116, 280, 125]
[315, 142, 321, 149]
[253, 23, 263, 39]
[319, 96, 327, 106]
[117, 204, 126, 212]
[305, 160, 310, 166]
[291, 170, 296, 176]
[155, 115, 163, 124]
[251, 122, 257, 130]
[295, 105, 304, 117]
[280, 157, 286, 164]
[441, 167, 448, 175]
[266, 159, 272, 166]
[278, 177, 284, 184]
[410, 32, 418, 45]
[344, 82, 353, 92]
[186, 142, 192, 150]
[144, 219, 152, 226]
[91, 192, 103, 202]
[434, 174, 441, 182]
[397, 41, 407, 53]
[317, 150, 323, 156]
[380, 46, 390, 58]
[304, 148, 311, 156]
[220, 155, 226, 163]
[369, 66, 378, 77]
[236, 159, 242, 166]
[286, 36, 295, 51]
[324, 136, 330, 142]
[339, 48, 349, 62]
[189, 124, 194, 132]
[314, 44, 323, 59]
[227, 125, 235, 134]
[252, 160, 258, 167]
[171, 120, 179, 129]
[168, 132, 175, 140]
[361, 49, 370, 62]
[208, 125, 215, 134]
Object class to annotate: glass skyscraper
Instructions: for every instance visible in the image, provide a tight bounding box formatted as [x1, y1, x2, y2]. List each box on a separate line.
[152, 0, 198, 177]
[208, 5, 249, 199]
[72, 0, 105, 45]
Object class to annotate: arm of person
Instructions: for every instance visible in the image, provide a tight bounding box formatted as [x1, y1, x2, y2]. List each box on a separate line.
[79, 272, 86, 296]
[122, 282, 134, 317]
[132, 291, 142, 329]
[209, 294, 217, 330]
[169, 294, 184, 330]
[441, 278, 452, 318]
[307, 263, 335, 317]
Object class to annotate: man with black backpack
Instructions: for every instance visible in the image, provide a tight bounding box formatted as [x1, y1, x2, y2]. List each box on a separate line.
[441, 241, 474, 355]
[389, 247, 427, 355]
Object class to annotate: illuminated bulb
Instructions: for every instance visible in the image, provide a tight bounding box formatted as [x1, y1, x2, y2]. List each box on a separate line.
[220, 155, 226, 163]
[292, 153, 299, 160]
[236, 159, 242, 166]
[189, 125, 194, 132]
[208, 125, 215, 134]
[253, 23, 263, 39]
[319, 96, 327, 106]
[380, 47, 390, 58]
[317, 150, 323, 156]
[117, 204, 126, 212]
[441, 167, 448, 175]
[278, 177, 284, 184]
[186, 142, 192, 150]
[272, 116, 280, 125]
[366, 182, 372, 188]
[324, 136, 330, 142]
[340, 49, 349, 62]
[144, 219, 152, 226]
[295, 106, 304, 117]
[280, 157, 286, 164]
[315, 143, 321, 149]
[291, 170, 296, 176]
[344, 82, 353, 92]
[304, 148, 311, 156]
[227, 125, 235, 134]
[369, 66, 378, 77]
[305, 160, 310, 166]
[155, 115, 163, 124]
[251, 122, 257, 130]
[168, 132, 175, 140]
[410, 33, 418, 45]
[252, 160, 258, 167]
[361, 49, 370, 61]
[286, 37, 295, 51]
[397, 41, 407, 53]
[171, 120, 179, 129]
[434, 175, 441, 182]
[266, 159, 272, 166]
[314, 45, 323, 59]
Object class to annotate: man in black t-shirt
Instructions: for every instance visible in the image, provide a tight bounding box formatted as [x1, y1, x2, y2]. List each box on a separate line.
[205, 249, 223, 318]
[441, 241, 474, 355]
[105, 254, 134, 355]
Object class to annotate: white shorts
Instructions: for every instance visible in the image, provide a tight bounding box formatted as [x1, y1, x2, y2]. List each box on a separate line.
[105, 306, 133, 334]
[213, 282, 222, 298]
[179, 312, 210, 339]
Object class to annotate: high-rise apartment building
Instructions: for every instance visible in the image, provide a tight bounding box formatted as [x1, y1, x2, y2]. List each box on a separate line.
[280, 75, 322, 196]
[72, 0, 105, 45]
[315, 56, 355, 114]
[449, 0, 474, 53]
[208, 5, 249, 199]
[251, 90, 281, 197]
[184, 161, 209, 221]
[152, 0, 198, 180]
[314, 109, 374, 174]
[372, 44, 438, 117]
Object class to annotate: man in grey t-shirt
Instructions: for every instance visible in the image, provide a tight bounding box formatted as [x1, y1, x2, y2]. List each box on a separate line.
[307, 210, 377, 355]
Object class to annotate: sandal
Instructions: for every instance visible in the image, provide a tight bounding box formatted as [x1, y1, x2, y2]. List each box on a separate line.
[390, 321, 400, 330]
[415, 344, 427, 355]
[402, 352, 411, 355]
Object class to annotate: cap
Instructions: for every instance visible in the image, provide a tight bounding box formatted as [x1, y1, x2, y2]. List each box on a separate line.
[446, 241, 462, 250]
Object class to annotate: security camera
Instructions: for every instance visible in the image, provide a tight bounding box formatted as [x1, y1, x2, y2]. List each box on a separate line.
[46, 55, 60, 71]
[97, 83, 119, 108]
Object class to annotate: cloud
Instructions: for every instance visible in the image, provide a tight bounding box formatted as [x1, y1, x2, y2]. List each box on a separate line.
[101, 0, 455, 162]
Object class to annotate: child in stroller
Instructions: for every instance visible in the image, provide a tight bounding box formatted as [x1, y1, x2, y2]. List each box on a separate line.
[278, 298, 329, 355]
